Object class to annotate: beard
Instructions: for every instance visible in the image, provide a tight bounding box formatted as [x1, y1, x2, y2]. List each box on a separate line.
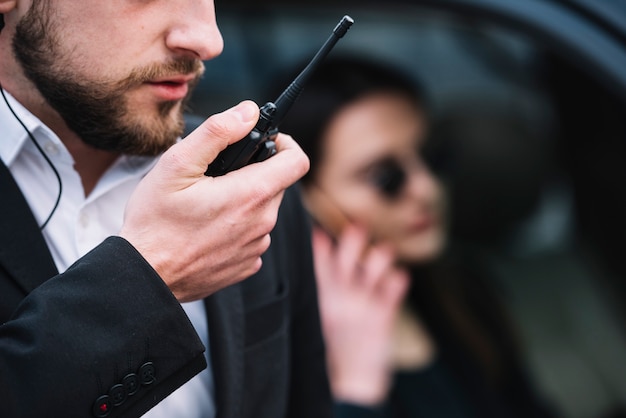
[12, 2, 204, 156]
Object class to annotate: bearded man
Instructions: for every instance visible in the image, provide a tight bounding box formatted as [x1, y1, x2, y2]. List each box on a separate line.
[0, 2, 330, 417]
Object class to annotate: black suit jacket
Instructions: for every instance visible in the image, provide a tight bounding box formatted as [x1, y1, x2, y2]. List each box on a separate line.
[0, 159, 332, 418]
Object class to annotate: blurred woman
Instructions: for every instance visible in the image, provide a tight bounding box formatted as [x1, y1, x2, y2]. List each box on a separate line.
[277, 55, 557, 418]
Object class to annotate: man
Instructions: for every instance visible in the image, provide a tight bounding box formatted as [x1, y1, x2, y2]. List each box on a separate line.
[0, 1, 331, 417]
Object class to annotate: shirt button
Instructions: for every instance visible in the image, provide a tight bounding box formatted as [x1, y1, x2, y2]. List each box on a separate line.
[43, 141, 59, 155]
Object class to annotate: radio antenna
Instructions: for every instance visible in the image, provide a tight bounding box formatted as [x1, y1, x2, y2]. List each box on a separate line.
[204, 15, 354, 176]
[272, 15, 354, 125]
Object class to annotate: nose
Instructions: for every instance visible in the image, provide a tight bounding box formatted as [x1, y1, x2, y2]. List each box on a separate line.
[165, 2, 224, 61]
[406, 160, 441, 202]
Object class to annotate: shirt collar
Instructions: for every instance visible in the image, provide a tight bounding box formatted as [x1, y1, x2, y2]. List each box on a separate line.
[0, 88, 160, 178]
[0, 88, 69, 167]
[0, 89, 39, 165]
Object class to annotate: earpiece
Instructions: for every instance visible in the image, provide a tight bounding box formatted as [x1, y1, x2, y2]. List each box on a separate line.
[0, 84, 63, 230]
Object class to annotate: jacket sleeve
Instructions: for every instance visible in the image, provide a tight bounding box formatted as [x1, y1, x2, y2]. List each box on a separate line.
[0, 236, 206, 418]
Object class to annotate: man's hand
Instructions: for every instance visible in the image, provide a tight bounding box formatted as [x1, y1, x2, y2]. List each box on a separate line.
[120, 101, 310, 302]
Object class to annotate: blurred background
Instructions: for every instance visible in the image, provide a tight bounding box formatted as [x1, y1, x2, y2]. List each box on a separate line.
[188, 1, 626, 417]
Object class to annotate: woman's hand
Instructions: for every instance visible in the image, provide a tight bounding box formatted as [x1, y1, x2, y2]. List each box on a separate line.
[312, 224, 409, 405]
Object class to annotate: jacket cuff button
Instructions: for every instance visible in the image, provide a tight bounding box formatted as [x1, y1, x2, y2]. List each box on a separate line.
[93, 395, 111, 417]
[139, 362, 156, 386]
[109, 383, 127, 406]
[123, 373, 140, 396]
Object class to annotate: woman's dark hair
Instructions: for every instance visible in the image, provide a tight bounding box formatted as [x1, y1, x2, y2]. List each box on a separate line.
[271, 54, 429, 185]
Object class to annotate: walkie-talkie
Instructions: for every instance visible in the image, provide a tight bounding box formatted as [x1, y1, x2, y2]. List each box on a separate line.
[205, 15, 354, 177]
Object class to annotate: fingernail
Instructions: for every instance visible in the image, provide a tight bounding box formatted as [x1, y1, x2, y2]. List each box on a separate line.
[234, 101, 258, 123]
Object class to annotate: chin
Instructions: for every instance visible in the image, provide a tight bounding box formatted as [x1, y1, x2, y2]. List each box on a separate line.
[399, 232, 447, 265]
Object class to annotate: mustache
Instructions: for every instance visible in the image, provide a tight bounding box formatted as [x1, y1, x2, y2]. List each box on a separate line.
[121, 59, 205, 86]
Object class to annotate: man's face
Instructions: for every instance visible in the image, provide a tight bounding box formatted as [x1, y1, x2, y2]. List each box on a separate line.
[11, 0, 223, 156]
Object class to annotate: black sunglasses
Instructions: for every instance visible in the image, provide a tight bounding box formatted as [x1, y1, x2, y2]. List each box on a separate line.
[366, 145, 449, 200]
[366, 158, 408, 199]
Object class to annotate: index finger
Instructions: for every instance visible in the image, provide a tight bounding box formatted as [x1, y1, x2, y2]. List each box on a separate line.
[229, 132, 310, 194]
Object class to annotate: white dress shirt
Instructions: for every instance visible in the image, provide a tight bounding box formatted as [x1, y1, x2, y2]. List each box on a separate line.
[0, 89, 215, 418]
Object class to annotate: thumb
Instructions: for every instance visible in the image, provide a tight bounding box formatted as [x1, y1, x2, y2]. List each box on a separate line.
[167, 101, 260, 177]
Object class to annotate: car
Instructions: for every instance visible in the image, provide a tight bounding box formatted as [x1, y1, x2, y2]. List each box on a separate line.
[189, 1, 626, 416]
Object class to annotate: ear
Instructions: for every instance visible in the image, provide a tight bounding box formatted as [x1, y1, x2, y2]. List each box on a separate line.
[0, 0, 16, 14]
[0, 1, 17, 15]
[0, 1, 17, 33]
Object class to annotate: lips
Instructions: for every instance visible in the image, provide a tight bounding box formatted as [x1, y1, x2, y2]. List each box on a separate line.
[145, 75, 195, 101]
[408, 214, 438, 233]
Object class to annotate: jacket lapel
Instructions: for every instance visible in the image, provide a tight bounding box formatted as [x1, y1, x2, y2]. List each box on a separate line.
[0, 160, 58, 293]
[205, 283, 244, 418]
